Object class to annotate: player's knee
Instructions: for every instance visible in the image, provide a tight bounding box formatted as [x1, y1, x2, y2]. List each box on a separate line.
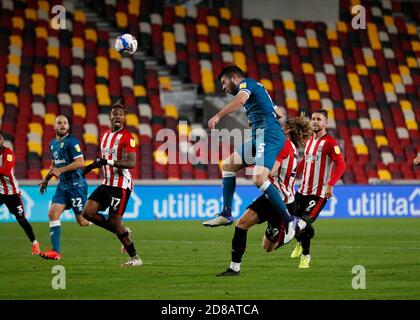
[48, 211, 57, 221]
[81, 209, 92, 220]
[221, 162, 237, 173]
[236, 217, 250, 230]
[262, 239, 276, 253]
[77, 217, 90, 227]
[15, 214, 26, 223]
[252, 175, 266, 187]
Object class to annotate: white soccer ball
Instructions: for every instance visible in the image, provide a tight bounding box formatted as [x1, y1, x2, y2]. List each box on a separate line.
[114, 33, 138, 56]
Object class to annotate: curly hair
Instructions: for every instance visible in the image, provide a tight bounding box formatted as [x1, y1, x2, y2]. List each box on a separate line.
[284, 113, 313, 148]
[110, 99, 128, 114]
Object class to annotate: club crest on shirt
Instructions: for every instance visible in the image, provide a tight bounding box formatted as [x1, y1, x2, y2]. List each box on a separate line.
[60, 142, 64, 148]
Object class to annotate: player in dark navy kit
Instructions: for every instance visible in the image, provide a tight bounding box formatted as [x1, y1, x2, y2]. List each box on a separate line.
[38, 115, 90, 260]
[216, 114, 314, 276]
[203, 65, 307, 244]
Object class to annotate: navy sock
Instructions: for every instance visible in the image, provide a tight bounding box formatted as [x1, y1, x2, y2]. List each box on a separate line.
[49, 221, 61, 253]
[221, 171, 236, 217]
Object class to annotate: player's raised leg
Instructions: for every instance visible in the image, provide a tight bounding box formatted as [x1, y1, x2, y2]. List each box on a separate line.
[253, 129, 307, 244]
[203, 151, 244, 227]
[253, 165, 303, 244]
[82, 199, 114, 231]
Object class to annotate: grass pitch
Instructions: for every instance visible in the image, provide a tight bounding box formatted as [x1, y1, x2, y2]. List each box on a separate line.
[0, 218, 419, 300]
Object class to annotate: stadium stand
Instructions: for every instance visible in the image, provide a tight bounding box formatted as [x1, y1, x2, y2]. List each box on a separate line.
[0, 0, 419, 182]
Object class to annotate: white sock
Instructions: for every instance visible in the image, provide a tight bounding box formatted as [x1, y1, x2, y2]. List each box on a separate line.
[32, 240, 38, 245]
[222, 171, 236, 178]
[49, 220, 61, 228]
[229, 262, 241, 272]
[88, 221, 94, 226]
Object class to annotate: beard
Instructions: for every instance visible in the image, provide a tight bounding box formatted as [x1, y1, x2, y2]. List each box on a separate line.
[57, 129, 68, 137]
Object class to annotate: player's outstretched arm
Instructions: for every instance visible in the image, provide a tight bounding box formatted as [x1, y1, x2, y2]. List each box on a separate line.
[107, 152, 136, 169]
[208, 91, 249, 129]
[414, 156, 420, 166]
[51, 157, 85, 177]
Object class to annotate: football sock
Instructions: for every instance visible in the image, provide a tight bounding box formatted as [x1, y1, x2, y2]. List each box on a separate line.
[16, 216, 36, 243]
[229, 262, 241, 272]
[259, 181, 292, 223]
[231, 227, 247, 264]
[221, 171, 236, 217]
[124, 243, 137, 258]
[301, 234, 311, 255]
[49, 220, 61, 253]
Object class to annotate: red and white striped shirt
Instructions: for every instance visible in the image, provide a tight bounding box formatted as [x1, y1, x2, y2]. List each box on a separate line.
[270, 139, 298, 204]
[0, 147, 20, 195]
[100, 127, 136, 190]
[298, 134, 343, 197]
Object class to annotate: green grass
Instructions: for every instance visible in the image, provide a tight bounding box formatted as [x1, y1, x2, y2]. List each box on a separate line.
[0, 219, 419, 300]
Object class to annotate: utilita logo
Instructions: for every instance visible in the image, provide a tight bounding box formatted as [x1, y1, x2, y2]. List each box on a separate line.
[348, 188, 420, 217]
[153, 193, 243, 219]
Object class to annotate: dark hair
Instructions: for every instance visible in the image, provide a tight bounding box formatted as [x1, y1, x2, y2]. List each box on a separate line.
[217, 65, 247, 82]
[285, 113, 313, 148]
[110, 99, 128, 114]
[311, 109, 328, 119]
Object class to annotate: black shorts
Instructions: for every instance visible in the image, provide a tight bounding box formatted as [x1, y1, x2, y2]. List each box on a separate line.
[294, 192, 327, 222]
[0, 193, 25, 217]
[247, 194, 299, 224]
[88, 185, 131, 216]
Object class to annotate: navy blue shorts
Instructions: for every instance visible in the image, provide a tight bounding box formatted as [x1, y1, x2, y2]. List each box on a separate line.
[51, 179, 88, 215]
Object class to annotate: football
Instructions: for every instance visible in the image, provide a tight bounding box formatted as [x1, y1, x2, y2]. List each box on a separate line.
[114, 33, 138, 56]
